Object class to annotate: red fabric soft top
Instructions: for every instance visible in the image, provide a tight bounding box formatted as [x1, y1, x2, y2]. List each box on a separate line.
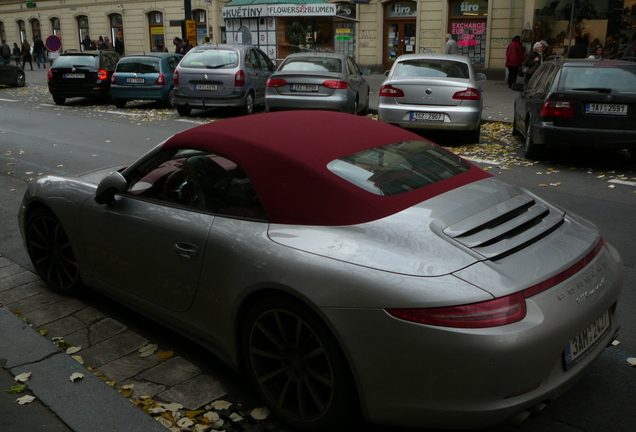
[163, 111, 491, 226]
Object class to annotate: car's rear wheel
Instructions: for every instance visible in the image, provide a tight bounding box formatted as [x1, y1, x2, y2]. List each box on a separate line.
[242, 295, 358, 431]
[176, 105, 192, 116]
[512, 116, 522, 137]
[25, 208, 82, 294]
[359, 90, 370, 116]
[463, 125, 481, 144]
[240, 92, 255, 116]
[164, 87, 176, 108]
[113, 99, 127, 108]
[52, 96, 65, 105]
[351, 96, 359, 115]
[14, 71, 26, 87]
[524, 121, 545, 160]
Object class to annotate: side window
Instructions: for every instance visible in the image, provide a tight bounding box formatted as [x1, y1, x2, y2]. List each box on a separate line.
[249, 49, 261, 71]
[244, 51, 253, 69]
[527, 65, 549, 91]
[347, 57, 361, 75]
[256, 49, 275, 71]
[125, 149, 268, 221]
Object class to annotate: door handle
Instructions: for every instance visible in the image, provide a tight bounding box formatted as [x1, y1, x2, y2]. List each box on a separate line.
[173, 242, 198, 260]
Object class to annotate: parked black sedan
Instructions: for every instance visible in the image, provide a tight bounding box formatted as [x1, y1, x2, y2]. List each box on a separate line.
[512, 59, 636, 159]
[0, 57, 25, 87]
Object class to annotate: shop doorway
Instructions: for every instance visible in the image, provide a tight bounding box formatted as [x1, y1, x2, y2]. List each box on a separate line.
[382, 1, 417, 71]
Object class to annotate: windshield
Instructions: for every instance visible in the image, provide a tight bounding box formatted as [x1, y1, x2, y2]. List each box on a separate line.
[53, 55, 98, 68]
[562, 65, 636, 94]
[327, 140, 470, 196]
[181, 49, 238, 68]
[279, 57, 342, 73]
[394, 59, 470, 79]
[116, 57, 160, 73]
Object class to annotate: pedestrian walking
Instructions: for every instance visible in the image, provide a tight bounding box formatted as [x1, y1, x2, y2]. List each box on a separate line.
[505, 35, 525, 88]
[522, 41, 547, 84]
[98, 36, 108, 50]
[567, 36, 588, 58]
[33, 36, 46, 69]
[444, 34, 459, 55]
[114, 36, 124, 55]
[82, 34, 91, 51]
[153, 39, 168, 52]
[182, 38, 193, 55]
[173, 37, 184, 54]
[12, 42, 21, 66]
[21, 40, 33, 70]
[588, 45, 605, 60]
[1, 39, 11, 61]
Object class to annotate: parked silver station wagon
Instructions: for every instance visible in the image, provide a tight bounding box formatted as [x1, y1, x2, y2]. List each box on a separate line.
[173, 44, 275, 116]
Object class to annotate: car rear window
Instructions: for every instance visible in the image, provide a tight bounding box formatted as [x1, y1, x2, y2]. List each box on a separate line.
[116, 57, 160, 73]
[180, 49, 239, 69]
[327, 140, 470, 196]
[394, 59, 469, 79]
[562, 65, 636, 94]
[53, 55, 98, 68]
[279, 57, 342, 73]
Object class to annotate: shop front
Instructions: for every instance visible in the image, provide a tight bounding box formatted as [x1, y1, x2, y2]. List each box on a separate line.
[222, 0, 337, 61]
[382, 1, 417, 71]
[448, 0, 488, 67]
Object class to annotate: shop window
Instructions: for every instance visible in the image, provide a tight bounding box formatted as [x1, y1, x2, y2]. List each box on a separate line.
[30, 19, 41, 40]
[18, 20, 26, 43]
[51, 17, 61, 36]
[109, 13, 124, 54]
[77, 15, 90, 49]
[148, 11, 165, 53]
[194, 9, 208, 45]
[448, 0, 487, 66]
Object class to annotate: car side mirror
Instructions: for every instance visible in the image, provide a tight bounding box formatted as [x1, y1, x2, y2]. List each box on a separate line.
[475, 73, 487, 82]
[95, 171, 127, 205]
[510, 83, 524, 92]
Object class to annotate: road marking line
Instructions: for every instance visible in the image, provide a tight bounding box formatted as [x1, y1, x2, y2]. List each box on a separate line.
[177, 119, 206, 124]
[0, 98, 18, 102]
[105, 110, 136, 116]
[608, 179, 636, 187]
[40, 103, 67, 107]
[463, 156, 499, 165]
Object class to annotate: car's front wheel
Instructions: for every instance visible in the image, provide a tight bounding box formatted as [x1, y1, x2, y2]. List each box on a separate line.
[25, 208, 82, 294]
[164, 87, 176, 108]
[113, 99, 127, 108]
[52, 96, 65, 105]
[242, 296, 358, 431]
[176, 105, 192, 116]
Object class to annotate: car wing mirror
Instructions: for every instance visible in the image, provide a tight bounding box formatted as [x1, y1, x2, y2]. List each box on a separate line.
[475, 73, 487, 82]
[95, 171, 127, 205]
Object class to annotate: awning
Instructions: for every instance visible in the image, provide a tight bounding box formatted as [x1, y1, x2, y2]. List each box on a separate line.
[222, 0, 337, 18]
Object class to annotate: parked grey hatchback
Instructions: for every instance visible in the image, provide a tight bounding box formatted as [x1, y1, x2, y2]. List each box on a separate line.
[173, 44, 276, 116]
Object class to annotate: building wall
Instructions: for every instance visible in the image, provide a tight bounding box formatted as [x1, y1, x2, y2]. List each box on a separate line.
[0, 0, 526, 69]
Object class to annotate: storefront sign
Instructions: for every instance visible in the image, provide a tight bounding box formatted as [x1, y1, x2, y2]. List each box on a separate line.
[336, 4, 356, 19]
[386, 2, 417, 18]
[452, 21, 485, 45]
[450, 0, 488, 17]
[222, 4, 336, 19]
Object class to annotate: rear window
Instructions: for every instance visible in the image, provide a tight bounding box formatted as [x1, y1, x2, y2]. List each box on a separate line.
[53, 55, 98, 68]
[327, 140, 470, 196]
[393, 59, 470, 78]
[116, 57, 160, 73]
[279, 57, 342, 73]
[562, 65, 636, 94]
[180, 49, 239, 69]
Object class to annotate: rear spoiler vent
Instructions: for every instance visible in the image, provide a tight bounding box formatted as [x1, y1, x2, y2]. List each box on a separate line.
[443, 194, 565, 261]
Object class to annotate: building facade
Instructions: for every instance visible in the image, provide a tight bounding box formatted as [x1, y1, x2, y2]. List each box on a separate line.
[2, 0, 631, 71]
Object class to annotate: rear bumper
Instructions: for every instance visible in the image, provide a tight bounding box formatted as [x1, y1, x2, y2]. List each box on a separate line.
[110, 86, 169, 101]
[378, 99, 481, 131]
[48, 83, 110, 98]
[174, 88, 247, 108]
[266, 91, 354, 113]
[536, 122, 636, 149]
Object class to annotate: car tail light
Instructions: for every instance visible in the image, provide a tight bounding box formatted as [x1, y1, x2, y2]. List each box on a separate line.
[541, 100, 574, 117]
[154, 73, 166, 85]
[97, 69, 108, 81]
[267, 78, 287, 88]
[387, 293, 527, 328]
[453, 88, 481, 100]
[110, 73, 116, 84]
[379, 85, 405, 97]
[47, 69, 52, 80]
[235, 70, 245, 87]
[323, 80, 348, 89]
[387, 238, 607, 328]
[173, 70, 179, 85]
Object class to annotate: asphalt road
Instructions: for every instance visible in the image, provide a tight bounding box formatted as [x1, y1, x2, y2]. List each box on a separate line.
[1, 71, 635, 432]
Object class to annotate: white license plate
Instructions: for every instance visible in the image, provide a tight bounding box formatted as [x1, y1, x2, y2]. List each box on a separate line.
[194, 84, 217, 91]
[411, 112, 445, 122]
[585, 103, 627, 115]
[126, 78, 145, 84]
[64, 73, 85, 79]
[291, 84, 319, 92]
[563, 310, 611, 370]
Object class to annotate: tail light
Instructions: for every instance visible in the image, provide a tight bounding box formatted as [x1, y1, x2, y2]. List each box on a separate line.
[379, 85, 405, 97]
[47, 69, 52, 80]
[154, 73, 166, 85]
[173, 70, 179, 85]
[323, 80, 348, 89]
[387, 238, 607, 329]
[235, 70, 245, 87]
[110, 73, 116, 84]
[541, 100, 574, 117]
[453, 88, 481, 100]
[267, 78, 287, 88]
[97, 69, 108, 81]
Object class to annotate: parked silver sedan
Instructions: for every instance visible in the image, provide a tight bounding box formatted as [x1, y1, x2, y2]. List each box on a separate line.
[378, 53, 486, 143]
[265, 52, 370, 114]
[18, 111, 622, 431]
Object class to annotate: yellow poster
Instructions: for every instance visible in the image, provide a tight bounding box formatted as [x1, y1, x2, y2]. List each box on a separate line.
[186, 20, 197, 46]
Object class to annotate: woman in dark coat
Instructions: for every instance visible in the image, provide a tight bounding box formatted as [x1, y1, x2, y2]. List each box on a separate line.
[523, 41, 546, 84]
[21, 40, 33, 70]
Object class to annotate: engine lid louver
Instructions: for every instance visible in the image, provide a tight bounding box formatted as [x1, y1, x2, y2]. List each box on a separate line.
[443, 194, 565, 260]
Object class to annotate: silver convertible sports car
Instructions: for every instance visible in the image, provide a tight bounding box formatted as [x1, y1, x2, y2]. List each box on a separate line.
[19, 111, 622, 431]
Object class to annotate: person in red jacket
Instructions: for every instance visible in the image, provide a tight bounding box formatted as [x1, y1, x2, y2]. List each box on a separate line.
[505, 35, 525, 88]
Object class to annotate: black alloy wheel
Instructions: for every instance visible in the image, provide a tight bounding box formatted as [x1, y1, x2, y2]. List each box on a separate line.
[25, 208, 82, 293]
[242, 296, 357, 431]
[524, 121, 545, 160]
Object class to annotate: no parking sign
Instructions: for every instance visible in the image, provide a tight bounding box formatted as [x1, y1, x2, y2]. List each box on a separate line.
[45, 35, 62, 52]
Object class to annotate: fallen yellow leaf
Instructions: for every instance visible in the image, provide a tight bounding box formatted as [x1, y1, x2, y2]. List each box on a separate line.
[157, 350, 174, 360]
